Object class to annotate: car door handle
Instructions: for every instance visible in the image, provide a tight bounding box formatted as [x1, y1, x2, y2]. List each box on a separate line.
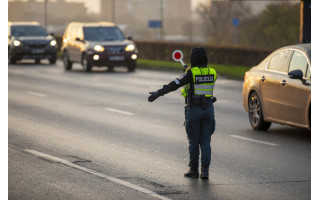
[262, 76, 266, 82]
[281, 80, 287, 86]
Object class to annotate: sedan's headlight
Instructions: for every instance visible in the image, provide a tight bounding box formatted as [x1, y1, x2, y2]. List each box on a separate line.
[13, 40, 21, 46]
[94, 45, 104, 52]
[50, 40, 57, 46]
[125, 44, 135, 51]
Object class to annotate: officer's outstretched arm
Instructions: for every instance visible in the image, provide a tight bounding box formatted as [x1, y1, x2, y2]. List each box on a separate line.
[148, 82, 179, 102]
[148, 71, 192, 103]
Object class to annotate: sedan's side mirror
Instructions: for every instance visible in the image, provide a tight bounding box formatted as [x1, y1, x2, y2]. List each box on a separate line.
[127, 36, 132, 40]
[8, 35, 11, 40]
[288, 69, 303, 80]
[50, 33, 55, 37]
[75, 37, 81, 42]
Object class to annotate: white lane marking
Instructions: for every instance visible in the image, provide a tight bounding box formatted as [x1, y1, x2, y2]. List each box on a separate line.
[230, 135, 279, 146]
[27, 91, 47, 97]
[106, 108, 134, 116]
[25, 149, 171, 200]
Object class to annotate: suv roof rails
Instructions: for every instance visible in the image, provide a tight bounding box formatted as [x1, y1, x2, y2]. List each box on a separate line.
[8, 21, 40, 25]
[68, 21, 116, 27]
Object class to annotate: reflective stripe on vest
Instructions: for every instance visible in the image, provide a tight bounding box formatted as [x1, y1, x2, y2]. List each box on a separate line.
[195, 90, 213, 96]
[194, 85, 214, 90]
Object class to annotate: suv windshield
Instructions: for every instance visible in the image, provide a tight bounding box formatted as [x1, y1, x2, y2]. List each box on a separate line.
[84, 27, 125, 41]
[11, 25, 48, 37]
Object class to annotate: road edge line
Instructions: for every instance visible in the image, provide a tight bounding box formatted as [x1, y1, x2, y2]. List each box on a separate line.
[105, 108, 134, 116]
[25, 149, 171, 200]
[230, 135, 280, 146]
[27, 91, 47, 97]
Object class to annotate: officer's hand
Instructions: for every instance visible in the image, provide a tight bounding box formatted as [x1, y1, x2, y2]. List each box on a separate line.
[182, 64, 188, 71]
[148, 91, 160, 102]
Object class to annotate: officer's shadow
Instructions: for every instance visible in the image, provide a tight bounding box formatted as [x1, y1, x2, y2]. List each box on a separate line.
[184, 178, 219, 199]
[185, 177, 212, 193]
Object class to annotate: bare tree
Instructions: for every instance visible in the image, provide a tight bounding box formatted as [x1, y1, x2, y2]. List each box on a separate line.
[196, 1, 251, 45]
[182, 20, 194, 42]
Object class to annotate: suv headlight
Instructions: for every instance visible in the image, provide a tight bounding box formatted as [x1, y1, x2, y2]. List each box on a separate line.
[125, 44, 135, 51]
[13, 40, 21, 46]
[94, 45, 104, 52]
[50, 40, 57, 46]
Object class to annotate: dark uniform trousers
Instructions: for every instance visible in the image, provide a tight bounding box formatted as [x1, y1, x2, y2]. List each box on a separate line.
[185, 104, 215, 168]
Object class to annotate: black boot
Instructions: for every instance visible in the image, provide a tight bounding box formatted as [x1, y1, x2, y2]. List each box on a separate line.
[184, 167, 199, 178]
[200, 166, 209, 179]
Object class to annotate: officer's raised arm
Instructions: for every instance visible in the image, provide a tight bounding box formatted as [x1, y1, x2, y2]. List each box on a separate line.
[147, 70, 192, 102]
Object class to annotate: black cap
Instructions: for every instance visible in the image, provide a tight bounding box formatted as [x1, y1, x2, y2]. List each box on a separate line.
[190, 47, 208, 67]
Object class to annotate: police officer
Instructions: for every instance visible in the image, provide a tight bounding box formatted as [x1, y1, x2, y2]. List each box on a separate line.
[148, 47, 217, 179]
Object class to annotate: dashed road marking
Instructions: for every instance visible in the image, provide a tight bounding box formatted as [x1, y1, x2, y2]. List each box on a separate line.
[25, 149, 171, 200]
[230, 135, 279, 146]
[106, 108, 134, 116]
[27, 91, 47, 97]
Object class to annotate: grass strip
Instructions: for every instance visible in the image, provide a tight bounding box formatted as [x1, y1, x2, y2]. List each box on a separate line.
[137, 59, 251, 80]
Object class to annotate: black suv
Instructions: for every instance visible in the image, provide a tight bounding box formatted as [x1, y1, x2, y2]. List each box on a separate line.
[8, 22, 57, 64]
[61, 22, 138, 72]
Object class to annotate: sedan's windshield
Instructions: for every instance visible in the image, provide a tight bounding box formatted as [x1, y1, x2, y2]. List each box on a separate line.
[84, 27, 125, 41]
[11, 25, 48, 37]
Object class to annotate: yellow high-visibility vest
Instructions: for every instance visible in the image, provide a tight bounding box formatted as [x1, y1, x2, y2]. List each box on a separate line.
[181, 66, 217, 98]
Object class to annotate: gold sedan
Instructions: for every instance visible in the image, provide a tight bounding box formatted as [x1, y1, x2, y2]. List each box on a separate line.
[242, 44, 311, 131]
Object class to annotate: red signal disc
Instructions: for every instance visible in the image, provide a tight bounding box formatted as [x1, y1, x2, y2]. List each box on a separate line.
[172, 50, 183, 62]
[174, 52, 181, 60]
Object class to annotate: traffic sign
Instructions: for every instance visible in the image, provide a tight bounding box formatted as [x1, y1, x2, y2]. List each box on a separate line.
[232, 18, 240, 27]
[148, 20, 162, 28]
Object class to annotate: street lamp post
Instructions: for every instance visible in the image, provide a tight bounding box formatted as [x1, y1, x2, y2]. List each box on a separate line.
[44, 0, 48, 31]
[300, 0, 311, 43]
[160, 0, 164, 40]
[112, 0, 116, 23]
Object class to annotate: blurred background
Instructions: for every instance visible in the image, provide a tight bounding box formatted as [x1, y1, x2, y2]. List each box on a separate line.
[8, 0, 311, 49]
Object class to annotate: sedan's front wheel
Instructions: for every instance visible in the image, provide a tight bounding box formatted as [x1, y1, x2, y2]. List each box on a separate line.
[49, 56, 57, 64]
[82, 54, 92, 72]
[248, 91, 271, 130]
[127, 63, 136, 72]
[8, 52, 16, 64]
[63, 51, 73, 70]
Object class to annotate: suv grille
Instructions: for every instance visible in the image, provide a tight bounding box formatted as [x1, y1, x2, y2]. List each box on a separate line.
[27, 44, 48, 48]
[106, 46, 125, 54]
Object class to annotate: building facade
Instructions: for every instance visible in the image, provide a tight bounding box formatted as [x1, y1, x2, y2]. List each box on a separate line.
[8, 0, 88, 34]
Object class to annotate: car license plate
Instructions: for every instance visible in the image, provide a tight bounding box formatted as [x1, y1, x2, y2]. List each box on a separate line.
[109, 56, 125, 61]
[31, 49, 45, 54]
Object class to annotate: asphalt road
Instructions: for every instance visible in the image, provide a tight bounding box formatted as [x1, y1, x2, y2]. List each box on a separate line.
[8, 60, 311, 200]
